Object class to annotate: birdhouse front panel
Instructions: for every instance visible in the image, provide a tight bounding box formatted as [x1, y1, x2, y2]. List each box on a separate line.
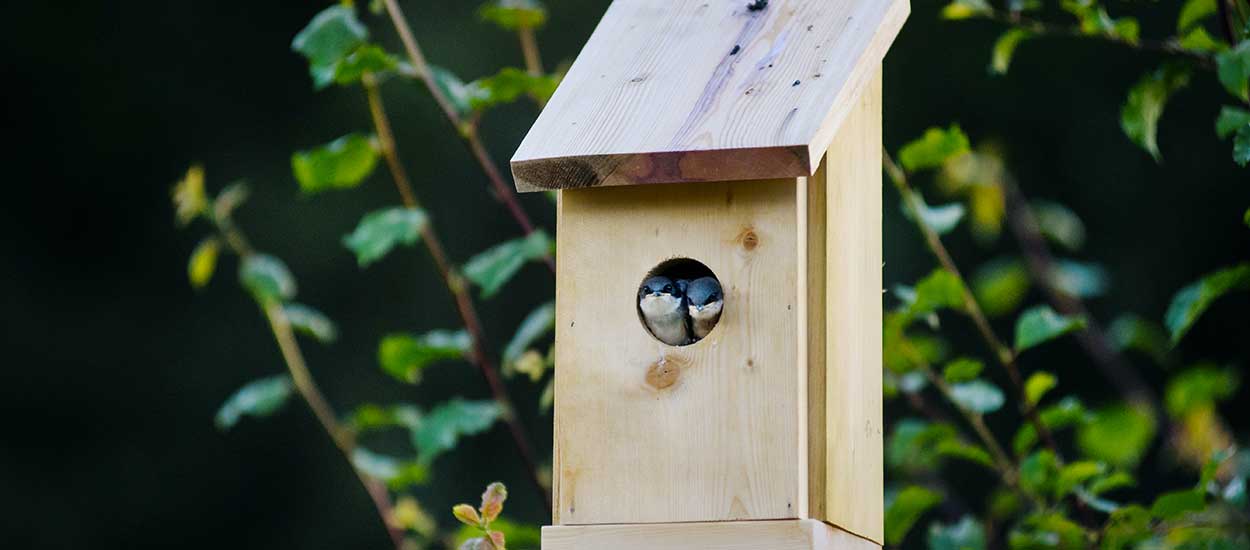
[511, 0, 908, 546]
[553, 177, 803, 525]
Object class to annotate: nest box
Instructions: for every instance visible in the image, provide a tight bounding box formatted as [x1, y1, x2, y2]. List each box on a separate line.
[510, 1, 909, 548]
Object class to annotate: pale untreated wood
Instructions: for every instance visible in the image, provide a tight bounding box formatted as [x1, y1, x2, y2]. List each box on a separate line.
[819, 69, 884, 544]
[542, 519, 881, 550]
[511, 0, 910, 191]
[801, 150, 828, 522]
[553, 178, 801, 524]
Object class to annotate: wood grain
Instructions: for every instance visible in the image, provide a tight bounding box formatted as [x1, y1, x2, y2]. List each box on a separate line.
[542, 519, 882, 550]
[553, 178, 801, 524]
[511, 0, 910, 191]
[818, 69, 884, 544]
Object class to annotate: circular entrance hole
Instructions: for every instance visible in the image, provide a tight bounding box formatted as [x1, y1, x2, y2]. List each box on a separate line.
[636, 258, 724, 347]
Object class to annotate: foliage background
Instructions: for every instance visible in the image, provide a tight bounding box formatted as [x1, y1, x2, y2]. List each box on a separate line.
[1, 1, 1247, 548]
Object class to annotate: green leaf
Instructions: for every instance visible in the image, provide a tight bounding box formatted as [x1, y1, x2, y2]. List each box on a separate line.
[1150, 489, 1205, 519]
[900, 371, 929, 394]
[331, 45, 401, 86]
[378, 330, 471, 384]
[1089, 471, 1136, 496]
[430, 65, 482, 118]
[350, 447, 429, 489]
[1014, 305, 1086, 353]
[1077, 404, 1157, 468]
[1180, 27, 1224, 53]
[910, 269, 966, 318]
[904, 192, 966, 235]
[1216, 41, 1250, 101]
[347, 403, 422, 433]
[1016, 396, 1090, 455]
[942, 0, 992, 20]
[342, 207, 428, 267]
[291, 5, 369, 89]
[1025, 371, 1058, 406]
[478, 0, 548, 29]
[1032, 200, 1087, 252]
[991, 29, 1032, 75]
[1245, 207, 1250, 228]
[239, 254, 297, 304]
[1101, 505, 1152, 550]
[1050, 260, 1108, 299]
[950, 380, 1006, 414]
[463, 230, 553, 299]
[411, 398, 502, 464]
[884, 486, 943, 545]
[973, 258, 1030, 317]
[943, 358, 984, 383]
[468, 67, 560, 111]
[188, 238, 220, 290]
[1121, 64, 1191, 161]
[1108, 315, 1170, 365]
[502, 301, 555, 366]
[1020, 449, 1058, 496]
[888, 419, 955, 472]
[215, 375, 293, 430]
[929, 516, 987, 550]
[453, 518, 542, 550]
[172, 165, 208, 226]
[1216, 106, 1250, 139]
[936, 440, 997, 470]
[1010, 512, 1088, 550]
[1164, 263, 1250, 344]
[1165, 366, 1240, 418]
[1178, 0, 1218, 33]
[291, 133, 380, 193]
[1235, 124, 1250, 166]
[283, 303, 338, 343]
[1054, 461, 1104, 499]
[1198, 448, 1233, 491]
[898, 125, 971, 172]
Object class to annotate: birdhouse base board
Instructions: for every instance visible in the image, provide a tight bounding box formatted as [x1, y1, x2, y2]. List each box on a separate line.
[541, 519, 880, 550]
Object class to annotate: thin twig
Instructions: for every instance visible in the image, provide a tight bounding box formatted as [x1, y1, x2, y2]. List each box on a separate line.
[999, 179, 1158, 410]
[518, 25, 544, 77]
[1217, 0, 1239, 46]
[884, 151, 1061, 457]
[363, 74, 553, 515]
[381, 0, 555, 272]
[212, 219, 405, 550]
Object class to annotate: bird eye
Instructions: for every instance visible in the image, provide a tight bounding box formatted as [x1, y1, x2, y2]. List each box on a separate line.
[663, 284, 673, 293]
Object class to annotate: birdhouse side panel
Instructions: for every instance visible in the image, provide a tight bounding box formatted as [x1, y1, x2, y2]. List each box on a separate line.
[820, 69, 884, 544]
[553, 179, 803, 524]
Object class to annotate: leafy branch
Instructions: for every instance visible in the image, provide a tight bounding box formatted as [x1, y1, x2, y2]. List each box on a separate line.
[359, 70, 552, 515]
[173, 169, 406, 549]
[885, 148, 1064, 456]
[380, 0, 555, 271]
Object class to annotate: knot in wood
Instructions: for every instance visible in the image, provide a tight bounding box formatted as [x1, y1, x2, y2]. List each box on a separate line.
[645, 356, 687, 390]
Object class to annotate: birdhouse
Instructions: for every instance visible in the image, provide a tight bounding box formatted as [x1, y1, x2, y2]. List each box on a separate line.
[510, 1, 908, 548]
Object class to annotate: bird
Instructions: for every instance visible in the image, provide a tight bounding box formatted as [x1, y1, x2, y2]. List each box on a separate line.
[638, 276, 689, 346]
[685, 276, 724, 341]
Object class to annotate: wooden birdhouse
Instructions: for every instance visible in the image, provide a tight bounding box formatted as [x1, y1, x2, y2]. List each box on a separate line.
[510, 1, 908, 548]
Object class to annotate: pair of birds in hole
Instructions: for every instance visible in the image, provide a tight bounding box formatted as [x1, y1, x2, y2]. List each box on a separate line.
[638, 275, 724, 346]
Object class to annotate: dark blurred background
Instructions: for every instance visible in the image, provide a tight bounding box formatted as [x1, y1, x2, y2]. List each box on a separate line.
[2, 1, 1247, 548]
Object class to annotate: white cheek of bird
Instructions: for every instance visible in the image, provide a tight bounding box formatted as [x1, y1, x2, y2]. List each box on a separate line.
[638, 271, 724, 347]
[639, 293, 688, 346]
[688, 299, 723, 340]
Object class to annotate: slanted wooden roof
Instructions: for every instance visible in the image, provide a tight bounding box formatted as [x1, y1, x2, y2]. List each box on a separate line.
[510, 0, 909, 192]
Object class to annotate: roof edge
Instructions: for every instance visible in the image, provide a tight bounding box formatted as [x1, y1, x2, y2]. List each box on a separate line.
[513, 145, 813, 192]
